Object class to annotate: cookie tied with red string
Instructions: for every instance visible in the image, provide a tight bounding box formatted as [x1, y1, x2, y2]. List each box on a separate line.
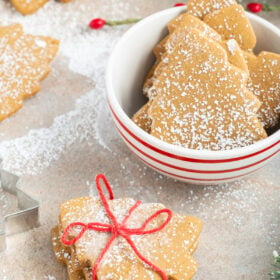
[51, 174, 202, 280]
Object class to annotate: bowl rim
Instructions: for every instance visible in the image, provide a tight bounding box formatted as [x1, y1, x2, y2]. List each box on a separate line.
[106, 6, 280, 159]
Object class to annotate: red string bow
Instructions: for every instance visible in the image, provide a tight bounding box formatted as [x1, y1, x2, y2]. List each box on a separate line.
[61, 174, 173, 280]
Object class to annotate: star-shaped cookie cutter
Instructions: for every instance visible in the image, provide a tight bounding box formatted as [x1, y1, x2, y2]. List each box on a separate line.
[0, 164, 39, 252]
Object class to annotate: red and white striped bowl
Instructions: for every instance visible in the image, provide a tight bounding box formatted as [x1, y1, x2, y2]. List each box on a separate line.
[106, 7, 280, 185]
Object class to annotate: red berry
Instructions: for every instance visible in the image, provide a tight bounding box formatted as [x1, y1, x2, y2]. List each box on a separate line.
[174, 3, 186, 7]
[247, 2, 263, 13]
[89, 18, 106, 29]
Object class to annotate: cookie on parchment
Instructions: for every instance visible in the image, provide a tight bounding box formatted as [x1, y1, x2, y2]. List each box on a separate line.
[52, 226, 85, 280]
[11, 0, 49, 15]
[11, 0, 73, 15]
[0, 24, 59, 121]
[148, 29, 266, 151]
[53, 191, 202, 280]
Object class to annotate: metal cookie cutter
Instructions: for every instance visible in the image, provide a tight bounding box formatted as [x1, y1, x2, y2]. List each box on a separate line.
[0, 167, 39, 251]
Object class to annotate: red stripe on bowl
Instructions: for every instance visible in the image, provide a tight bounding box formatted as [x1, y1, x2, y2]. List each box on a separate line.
[135, 153, 263, 182]
[109, 102, 280, 164]
[115, 121, 280, 174]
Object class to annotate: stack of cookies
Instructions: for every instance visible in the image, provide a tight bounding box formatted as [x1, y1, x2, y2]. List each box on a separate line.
[0, 24, 59, 121]
[52, 189, 202, 279]
[132, 0, 280, 151]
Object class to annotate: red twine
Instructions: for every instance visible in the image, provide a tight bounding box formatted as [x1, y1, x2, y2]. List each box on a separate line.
[61, 174, 173, 280]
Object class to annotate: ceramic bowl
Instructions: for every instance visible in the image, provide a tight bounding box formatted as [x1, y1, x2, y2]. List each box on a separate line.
[106, 6, 280, 185]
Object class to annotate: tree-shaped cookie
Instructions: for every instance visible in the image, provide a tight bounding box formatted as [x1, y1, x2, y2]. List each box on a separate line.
[11, 0, 49, 15]
[52, 226, 85, 280]
[143, 15, 223, 99]
[204, 5, 256, 51]
[0, 24, 59, 121]
[187, 0, 237, 19]
[244, 51, 280, 129]
[144, 16, 249, 100]
[149, 29, 266, 150]
[54, 175, 202, 280]
[11, 0, 72, 15]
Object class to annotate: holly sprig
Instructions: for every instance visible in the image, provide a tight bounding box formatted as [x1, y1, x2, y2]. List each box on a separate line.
[270, 252, 280, 279]
[88, 2, 280, 30]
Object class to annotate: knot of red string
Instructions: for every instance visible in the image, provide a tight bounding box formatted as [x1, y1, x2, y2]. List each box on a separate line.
[61, 174, 173, 280]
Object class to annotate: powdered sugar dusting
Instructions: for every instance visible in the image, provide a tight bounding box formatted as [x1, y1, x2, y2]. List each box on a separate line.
[149, 29, 266, 150]
[55, 196, 201, 279]
[226, 38, 237, 55]
[0, 1, 279, 280]
[0, 2, 127, 175]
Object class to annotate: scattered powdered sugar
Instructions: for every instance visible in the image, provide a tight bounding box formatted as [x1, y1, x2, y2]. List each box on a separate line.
[43, 276, 56, 280]
[0, 2, 279, 280]
[0, 269, 8, 280]
[0, 2, 127, 175]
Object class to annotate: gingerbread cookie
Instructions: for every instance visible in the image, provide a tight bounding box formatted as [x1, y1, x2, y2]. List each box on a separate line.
[204, 4, 256, 51]
[53, 175, 202, 280]
[11, 0, 72, 15]
[132, 101, 152, 133]
[148, 29, 266, 150]
[145, 14, 222, 85]
[244, 51, 280, 128]
[52, 226, 86, 280]
[187, 0, 237, 19]
[144, 15, 224, 100]
[11, 0, 49, 15]
[0, 24, 59, 121]
[156, 14, 222, 59]
[144, 27, 248, 100]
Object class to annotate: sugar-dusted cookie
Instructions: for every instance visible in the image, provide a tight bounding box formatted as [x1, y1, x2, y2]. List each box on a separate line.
[156, 14, 222, 59]
[145, 14, 219, 89]
[60, 199, 201, 279]
[11, 0, 49, 15]
[144, 29, 248, 100]
[0, 24, 59, 121]
[167, 13, 222, 41]
[187, 0, 237, 19]
[10, 0, 72, 15]
[204, 5, 256, 51]
[53, 175, 203, 280]
[52, 227, 85, 280]
[244, 51, 280, 129]
[144, 15, 224, 100]
[148, 29, 266, 150]
[53, 226, 90, 280]
[132, 101, 152, 133]
[221, 39, 249, 74]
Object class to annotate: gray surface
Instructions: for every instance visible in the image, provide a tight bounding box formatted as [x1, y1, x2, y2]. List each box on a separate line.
[0, 0, 279, 279]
